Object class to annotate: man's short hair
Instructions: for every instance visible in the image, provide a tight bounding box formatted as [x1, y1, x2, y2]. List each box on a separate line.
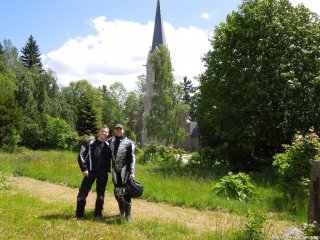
[100, 124, 109, 130]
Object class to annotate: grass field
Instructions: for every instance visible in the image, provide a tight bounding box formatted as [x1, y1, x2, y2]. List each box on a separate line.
[0, 190, 233, 240]
[0, 150, 307, 223]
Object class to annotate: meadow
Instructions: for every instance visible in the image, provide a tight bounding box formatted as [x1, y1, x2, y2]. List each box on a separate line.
[0, 150, 306, 223]
[0, 191, 232, 240]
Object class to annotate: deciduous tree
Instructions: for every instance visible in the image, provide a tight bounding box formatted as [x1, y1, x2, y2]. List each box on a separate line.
[197, 0, 320, 168]
[146, 45, 189, 146]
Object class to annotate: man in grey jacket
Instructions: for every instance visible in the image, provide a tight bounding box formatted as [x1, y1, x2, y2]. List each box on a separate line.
[108, 124, 135, 222]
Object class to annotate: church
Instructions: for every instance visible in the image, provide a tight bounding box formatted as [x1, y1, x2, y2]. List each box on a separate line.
[135, 0, 200, 151]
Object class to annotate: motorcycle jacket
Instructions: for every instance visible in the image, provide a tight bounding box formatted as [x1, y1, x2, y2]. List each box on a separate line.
[77, 138, 111, 172]
[108, 136, 136, 184]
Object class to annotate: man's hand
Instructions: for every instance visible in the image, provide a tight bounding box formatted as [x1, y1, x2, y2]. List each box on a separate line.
[83, 170, 89, 177]
[129, 173, 135, 180]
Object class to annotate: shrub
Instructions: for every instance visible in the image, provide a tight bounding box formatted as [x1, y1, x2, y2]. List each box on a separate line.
[213, 172, 256, 201]
[0, 172, 12, 190]
[21, 114, 79, 150]
[273, 128, 320, 203]
[236, 211, 267, 240]
[140, 141, 185, 168]
[303, 222, 320, 237]
[189, 147, 230, 174]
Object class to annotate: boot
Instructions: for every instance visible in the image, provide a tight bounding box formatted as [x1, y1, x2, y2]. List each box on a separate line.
[124, 201, 133, 223]
[118, 196, 125, 216]
[76, 196, 86, 219]
[94, 195, 104, 218]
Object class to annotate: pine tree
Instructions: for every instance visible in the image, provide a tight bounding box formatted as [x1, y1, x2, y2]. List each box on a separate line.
[76, 94, 100, 136]
[20, 35, 43, 72]
[181, 77, 196, 105]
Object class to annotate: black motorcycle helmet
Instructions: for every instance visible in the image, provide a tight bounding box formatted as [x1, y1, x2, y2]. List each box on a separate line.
[126, 179, 144, 198]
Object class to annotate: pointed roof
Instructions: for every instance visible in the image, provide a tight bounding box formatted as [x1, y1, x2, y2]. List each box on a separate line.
[151, 0, 166, 52]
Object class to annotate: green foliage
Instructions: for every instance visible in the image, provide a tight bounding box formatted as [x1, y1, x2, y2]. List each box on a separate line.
[43, 115, 79, 150]
[76, 94, 101, 136]
[213, 172, 256, 201]
[236, 211, 267, 240]
[303, 222, 320, 237]
[62, 80, 102, 136]
[19, 35, 43, 72]
[140, 141, 186, 168]
[135, 74, 146, 99]
[0, 67, 24, 152]
[273, 129, 320, 203]
[21, 115, 78, 150]
[197, 0, 320, 168]
[0, 43, 3, 56]
[189, 147, 230, 173]
[100, 84, 125, 130]
[0, 172, 12, 190]
[145, 45, 189, 146]
[181, 76, 196, 107]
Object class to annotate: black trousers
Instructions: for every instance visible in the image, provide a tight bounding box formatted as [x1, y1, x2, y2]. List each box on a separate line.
[77, 169, 108, 213]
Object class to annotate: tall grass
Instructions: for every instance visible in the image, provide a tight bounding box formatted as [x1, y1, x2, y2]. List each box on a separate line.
[0, 150, 306, 222]
[0, 191, 232, 240]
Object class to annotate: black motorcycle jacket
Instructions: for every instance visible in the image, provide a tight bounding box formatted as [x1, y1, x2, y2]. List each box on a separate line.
[77, 138, 111, 172]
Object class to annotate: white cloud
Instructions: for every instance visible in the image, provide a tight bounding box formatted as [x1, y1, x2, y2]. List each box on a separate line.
[201, 12, 210, 20]
[43, 16, 211, 90]
[289, 0, 320, 13]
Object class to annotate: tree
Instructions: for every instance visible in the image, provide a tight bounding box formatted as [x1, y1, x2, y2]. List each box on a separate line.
[136, 74, 147, 100]
[1, 39, 19, 67]
[145, 45, 189, 146]
[181, 77, 196, 106]
[0, 43, 3, 58]
[63, 80, 102, 136]
[0, 70, 24, 151]
[76, 94, 101, 136]
[197, 0, 320, 169]
[20, 35, 43, 72]
[109, 82, 127, 108]
[100, 83, 126, 132]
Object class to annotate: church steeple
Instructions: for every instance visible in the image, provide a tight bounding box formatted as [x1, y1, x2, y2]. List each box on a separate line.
[151, 0, 166, 52]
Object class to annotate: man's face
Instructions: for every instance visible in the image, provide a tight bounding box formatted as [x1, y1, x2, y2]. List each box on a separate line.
[98, 127, 109, 140]
[114, 127, 124, 137]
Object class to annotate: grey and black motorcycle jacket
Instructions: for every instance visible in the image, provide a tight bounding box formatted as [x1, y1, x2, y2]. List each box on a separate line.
[108, 136, 135, 175]
[77, 138, 111, 172]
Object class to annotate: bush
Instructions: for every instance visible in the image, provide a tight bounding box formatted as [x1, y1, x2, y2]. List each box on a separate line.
[140, 141, 185, 168]
[0, 172, 12, 190]
[213, 172, 256, 201]
[273, 128, 320, 203]
[188, 146, 230, 174]
[21, 114, 79, 150]
[235, 211, 267, 240]
[303, 222, 320, 237]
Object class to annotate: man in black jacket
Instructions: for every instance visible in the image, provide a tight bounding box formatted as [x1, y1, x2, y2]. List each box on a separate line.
[108, 124, 135, 222]
[76, 124, 111, 219]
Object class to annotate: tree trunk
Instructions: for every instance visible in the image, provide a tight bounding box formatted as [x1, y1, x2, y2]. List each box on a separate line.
[308, 160, 320, 223]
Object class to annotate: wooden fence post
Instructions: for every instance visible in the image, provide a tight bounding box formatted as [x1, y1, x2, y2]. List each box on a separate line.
[308, 160, 320, 223]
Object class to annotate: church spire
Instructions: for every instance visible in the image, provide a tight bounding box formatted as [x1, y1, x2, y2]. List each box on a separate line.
[151, 0, 166, 52]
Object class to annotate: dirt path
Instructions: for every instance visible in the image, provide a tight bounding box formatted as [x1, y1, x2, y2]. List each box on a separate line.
[8, 176, 294, 235]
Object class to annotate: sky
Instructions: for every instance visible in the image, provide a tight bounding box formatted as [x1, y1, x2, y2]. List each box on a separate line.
[1, 0, 320, 90]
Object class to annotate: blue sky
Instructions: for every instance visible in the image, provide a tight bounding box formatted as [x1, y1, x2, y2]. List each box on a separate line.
[1, 0, 242, 52]
[1, 0, 319, 89]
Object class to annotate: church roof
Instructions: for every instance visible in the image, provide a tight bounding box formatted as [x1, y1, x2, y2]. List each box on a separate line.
[151, 0, 166, 52]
